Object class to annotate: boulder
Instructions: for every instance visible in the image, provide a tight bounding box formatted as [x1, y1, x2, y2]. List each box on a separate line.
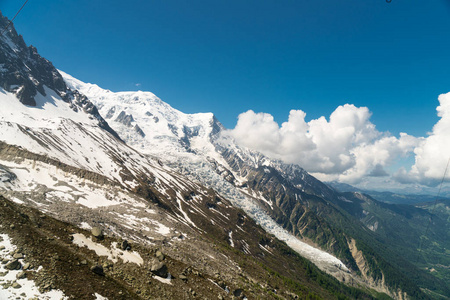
[150, 259, 168, 278]
[12, 282, 21, 289]
[233, 289, 245, 299]
[155, 250, 165, 261]
[91, 227, 103, 239]
[16, 271, 26, 279]
[121, 240, 131, 251]
[5, 259, 21, 270]
[179, 274, 188, 282]
[91, 265, 104, 276]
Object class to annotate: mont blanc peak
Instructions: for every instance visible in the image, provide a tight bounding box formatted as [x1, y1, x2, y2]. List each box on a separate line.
[60, 70, 220, 159]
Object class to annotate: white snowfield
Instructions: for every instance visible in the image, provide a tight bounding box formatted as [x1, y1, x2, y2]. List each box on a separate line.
[61, 71, 351, 277]
[0, 233, 67, 300]
[72, 233, 144, 265]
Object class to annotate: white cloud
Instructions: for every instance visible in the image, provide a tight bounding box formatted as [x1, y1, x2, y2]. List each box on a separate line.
[394, 92, 450, 186]
[226, 104, 421, 184]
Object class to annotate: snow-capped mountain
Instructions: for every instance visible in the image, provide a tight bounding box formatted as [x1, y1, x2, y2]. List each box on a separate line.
[60, 70, 222, 163]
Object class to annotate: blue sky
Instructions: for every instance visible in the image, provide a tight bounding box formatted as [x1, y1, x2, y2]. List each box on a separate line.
[2, 0, 449, 133]
[2, 0, 450, 191]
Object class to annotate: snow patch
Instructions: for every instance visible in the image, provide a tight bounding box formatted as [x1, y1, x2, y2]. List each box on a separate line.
[155, 223, 171, 236]
[72, 233, 143, 265]
[79, 222, 92, 230]
[94, 293, 109, 300]
[228, 231, 234, 247]
[152, 275, 172, 285]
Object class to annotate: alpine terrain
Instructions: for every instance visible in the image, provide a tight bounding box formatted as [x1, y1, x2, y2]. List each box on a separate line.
[0, 11, 448, 300]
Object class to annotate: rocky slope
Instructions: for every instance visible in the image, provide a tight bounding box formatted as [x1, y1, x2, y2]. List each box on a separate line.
[0, 194, 379, 299]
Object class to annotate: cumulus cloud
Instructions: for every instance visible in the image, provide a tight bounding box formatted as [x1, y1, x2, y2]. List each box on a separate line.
[394, 92, 450, 186]
[226, 104, 421, 184]
[369, 164, 389, 177]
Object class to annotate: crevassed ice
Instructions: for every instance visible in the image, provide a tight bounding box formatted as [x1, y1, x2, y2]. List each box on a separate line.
[168, 158, 349, 273]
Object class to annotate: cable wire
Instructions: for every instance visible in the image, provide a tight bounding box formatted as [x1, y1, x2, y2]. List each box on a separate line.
[1, 0, 30, 36]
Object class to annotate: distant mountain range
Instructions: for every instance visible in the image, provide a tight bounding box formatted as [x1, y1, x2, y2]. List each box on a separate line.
[327, 181, 450, 205]
[0, 10, 448, 299]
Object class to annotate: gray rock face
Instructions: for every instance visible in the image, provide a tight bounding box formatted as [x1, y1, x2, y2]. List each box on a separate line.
[150, 259, 168, 278]
[0, 165, 16, 183]
[0, 19, 65, 107]
[115, 111, 134, 127]
[0, 11, 121, 140]
[183, 125, 201, 138]
[105, 106, 116, 119]
[134, 124, 145, 137]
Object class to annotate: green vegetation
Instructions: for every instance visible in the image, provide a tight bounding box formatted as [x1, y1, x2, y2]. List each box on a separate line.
[338, 192, 450, 298]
